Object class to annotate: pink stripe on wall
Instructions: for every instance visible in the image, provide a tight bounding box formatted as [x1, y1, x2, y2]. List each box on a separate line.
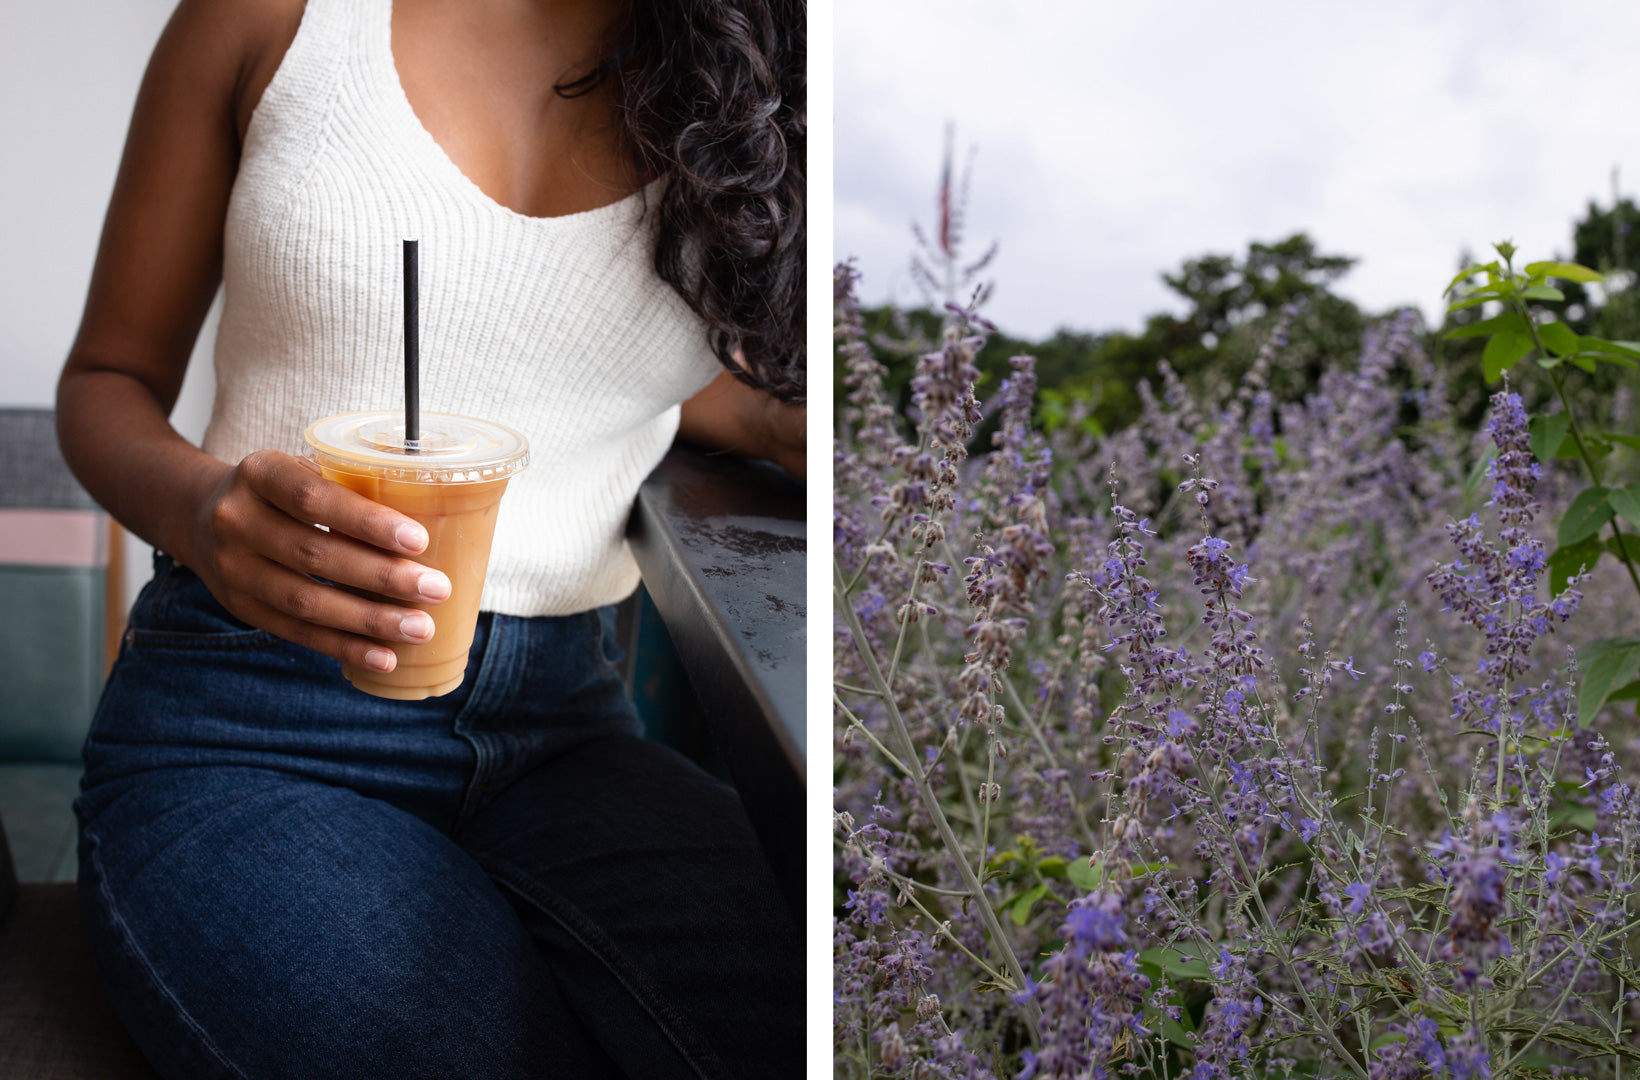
[0, 508, 106, 568]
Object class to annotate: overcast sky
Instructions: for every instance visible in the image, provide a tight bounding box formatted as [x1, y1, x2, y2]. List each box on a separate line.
[836, 1, 1640, 340]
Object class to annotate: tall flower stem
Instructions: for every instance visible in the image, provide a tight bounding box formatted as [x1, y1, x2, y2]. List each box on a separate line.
[834, 556, 1043, 1039]
[1000, 674, 1101, 853]
[1498, 949, 1591, 1073]
[834, 694, 913, 780]
[1200, 787, 1370, 1080]
[976, 736, 997, 881]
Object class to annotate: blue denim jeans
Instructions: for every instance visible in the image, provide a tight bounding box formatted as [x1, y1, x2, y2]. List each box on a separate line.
[75, 555, 801, 1079]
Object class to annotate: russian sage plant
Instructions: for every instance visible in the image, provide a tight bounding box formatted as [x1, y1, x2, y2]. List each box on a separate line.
[1445, 241, 1640, 722]
[835, 260, 1640, 1080]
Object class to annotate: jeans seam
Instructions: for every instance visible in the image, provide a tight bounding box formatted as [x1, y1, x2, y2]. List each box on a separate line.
[124, 629, 280, 652]
[84, 828, 251, 1080]
[480, 856, 726, 1080]
[589, 608, 613, 678]
[452, 615, 509, 826]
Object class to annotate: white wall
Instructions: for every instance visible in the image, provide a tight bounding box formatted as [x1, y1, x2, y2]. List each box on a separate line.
[0, 3, 219, 613]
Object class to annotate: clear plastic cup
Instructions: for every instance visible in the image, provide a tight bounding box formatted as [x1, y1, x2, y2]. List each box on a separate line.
[304, 410, 529, 699]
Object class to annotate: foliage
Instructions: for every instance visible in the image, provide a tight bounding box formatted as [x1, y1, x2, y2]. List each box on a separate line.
[1563, 197, 1640, 343]
[848, 199, 1640, 450]
[843, 233, 1371, 439]
[833, 252, 1640, 1080]
[1442, 240, 1640, 722]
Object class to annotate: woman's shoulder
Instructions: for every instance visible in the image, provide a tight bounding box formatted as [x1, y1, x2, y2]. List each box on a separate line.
[156, 0, 306, 147]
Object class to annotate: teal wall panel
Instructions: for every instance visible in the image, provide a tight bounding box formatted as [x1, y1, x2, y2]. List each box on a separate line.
[0, 565, 103, 762]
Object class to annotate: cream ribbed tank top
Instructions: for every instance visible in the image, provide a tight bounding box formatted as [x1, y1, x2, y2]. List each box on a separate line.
[202, 0, 723, 617]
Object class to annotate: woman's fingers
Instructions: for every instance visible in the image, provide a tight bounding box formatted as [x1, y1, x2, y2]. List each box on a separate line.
[231, 589, 405, 674]
[238, 449, 429, 555]
[241, 506, 452, 605]
[236, 554, 435, 653]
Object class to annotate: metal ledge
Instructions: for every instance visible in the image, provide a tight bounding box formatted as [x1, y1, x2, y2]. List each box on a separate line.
[626, 443, 805, 913]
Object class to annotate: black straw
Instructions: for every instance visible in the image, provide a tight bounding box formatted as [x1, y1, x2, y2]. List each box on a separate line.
[403, 239, 420, 450]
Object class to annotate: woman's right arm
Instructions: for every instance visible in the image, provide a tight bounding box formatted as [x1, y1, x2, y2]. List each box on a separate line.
[57, 0, 447, 675]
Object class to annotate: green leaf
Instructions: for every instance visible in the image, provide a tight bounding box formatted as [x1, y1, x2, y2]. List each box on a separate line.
[1578, 335, 1640, 359]
[1538, 321, 1579, 356]
[1558, 486, 1614, 546]
[1065, 856, 1103, 892]
[1444, 261, 1498, 295]
[1160, 1017, 1194, 1048]
[1609, 434, 1640, 452]
[1482, 330, 1535, 381]
[1447, 289, 1506, 314]
[1607, 483, 1640, 528]
[1611, 678, 1640, 703]
[1010, 882, 1049, 925]
[1137, 946, 1213, 981]
[1523, 260, 1604, 283]
[1369, 1032, 1408, 1049]
[1551, 803, 1599, 831]
[1578, 337, 1640, 366]
[1568, 353, 1598, 373]
[1547, 536, 1605, 594]
[1512, 1055, 1562, 1070]
[1444, 311, 1527, 339]
[1036, 855, 1068, 879]
[1608, 532, 1640, 561]
[1493, 1019, 1640, 1061]
[1529, 413, 1571, 464]
[1547, 434, 1613, 459]
[1521, 282, 1567, 302]
[1577, 637, 1640, 726]
[983, 851, 1021, 877]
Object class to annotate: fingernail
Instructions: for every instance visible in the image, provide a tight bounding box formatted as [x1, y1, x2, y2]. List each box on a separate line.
[400, 612, 434, 641]
[396, 522, 428, 553]
[417, 572, 451, 601]
[364, 648, 395, 672]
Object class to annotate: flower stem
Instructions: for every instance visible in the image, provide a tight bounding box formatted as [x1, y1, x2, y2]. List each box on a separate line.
[1000, 675, 1102, 853]
[834, 694, 914, 780]
[834, 556, 1043, 1039]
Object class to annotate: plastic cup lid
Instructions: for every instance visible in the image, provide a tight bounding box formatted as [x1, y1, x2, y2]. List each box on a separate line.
[303, 410, 530, 483]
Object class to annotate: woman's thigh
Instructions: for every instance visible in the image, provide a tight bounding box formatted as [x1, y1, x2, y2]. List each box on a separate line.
[455, 735, 803, 1080]
[78, 765, 623, 1080]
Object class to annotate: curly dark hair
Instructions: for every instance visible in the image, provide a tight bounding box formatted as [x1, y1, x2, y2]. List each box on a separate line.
[559, 0, 806, 404]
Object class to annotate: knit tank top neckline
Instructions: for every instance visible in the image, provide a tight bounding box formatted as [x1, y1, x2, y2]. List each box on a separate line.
[204, 0, 723, 618]
[247, 0, 656, 229]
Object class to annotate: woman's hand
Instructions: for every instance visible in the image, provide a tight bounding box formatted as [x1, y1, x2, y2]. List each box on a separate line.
[678, 369, 807, 479]
[753, 392, 807, 480]
[186, 450, 451, 674]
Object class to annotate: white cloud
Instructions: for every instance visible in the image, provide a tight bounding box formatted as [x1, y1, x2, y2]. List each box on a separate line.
[837, 0, 1640, 338]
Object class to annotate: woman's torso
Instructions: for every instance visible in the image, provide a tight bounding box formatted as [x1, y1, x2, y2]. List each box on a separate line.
[203, 0, 723, 617]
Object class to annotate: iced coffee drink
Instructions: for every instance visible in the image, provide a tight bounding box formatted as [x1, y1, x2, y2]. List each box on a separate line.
[304, 411, 529, 699]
